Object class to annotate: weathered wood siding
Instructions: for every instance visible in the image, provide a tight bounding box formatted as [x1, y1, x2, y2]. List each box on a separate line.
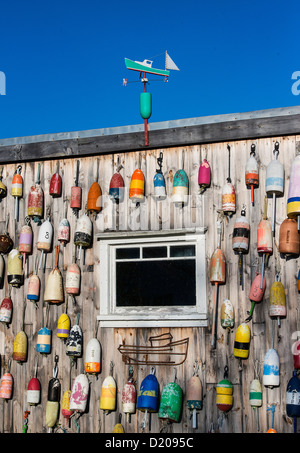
[0, 133, 299, 433]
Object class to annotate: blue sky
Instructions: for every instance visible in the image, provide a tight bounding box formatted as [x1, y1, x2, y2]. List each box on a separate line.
[0, 0, 298, 139]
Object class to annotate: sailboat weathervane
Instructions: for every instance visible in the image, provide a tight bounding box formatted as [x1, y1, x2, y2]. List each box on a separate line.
[124, 51, 179, 146]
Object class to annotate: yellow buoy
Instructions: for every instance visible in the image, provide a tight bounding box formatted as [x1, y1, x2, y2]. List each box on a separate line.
[13, 331, 27, 363]
[100, 374, 116, 413]
[57, 313, 70, 339]
[233, 323, 251, 359]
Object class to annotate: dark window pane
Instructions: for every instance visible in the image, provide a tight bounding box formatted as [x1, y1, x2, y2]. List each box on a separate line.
[142, 246, 168, 259]
[170, 245, 195, 257]
[116, 248, 140, 260]
[116, 260, 196, 307]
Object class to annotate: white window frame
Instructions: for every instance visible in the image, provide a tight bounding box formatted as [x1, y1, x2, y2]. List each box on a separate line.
[96, 228, 207, 327]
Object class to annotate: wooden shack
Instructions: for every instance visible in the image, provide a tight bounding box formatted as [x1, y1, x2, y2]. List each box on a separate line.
[0, 105, 299, 433]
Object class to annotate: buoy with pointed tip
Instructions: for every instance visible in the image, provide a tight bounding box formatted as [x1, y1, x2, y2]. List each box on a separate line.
[198, 158, 211, 193]
[269, 275, 286, 327]
[11, 165, 22, 221]
[186, 373, 202, 429]
[87, 181, 102, 216]
[28, 163, 44, 223]
[278, 218, 300, 256]
[263, 348, 280, 388]
[37, 216, 53, 269]
[0, 296, 13, 325]
[74, 213, 92, 260]
[57, 313, 70, 340]
[129, 169, 145, 204]
[245, 144, 259, 206]
[69, 373, 89, 414]
[266, 142, 284, 235]
[7, 248, 23, 287]
[85, 337, 101, 375]
[71, 161, 82, 217]
[233, 323, 251, 359]
[112, 415, 125, 433]
[287, 153, 300, 231]
[137, 367, 159, 431]
[232, 206, 250, 290]
[172, 169, 188, 206]
[49, 172, 62, 197]
[44, 245, 63, 304]
[247, 272, 266, 321]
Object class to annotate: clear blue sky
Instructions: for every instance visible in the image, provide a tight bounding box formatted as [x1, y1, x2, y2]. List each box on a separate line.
[0, 0, 298, 140]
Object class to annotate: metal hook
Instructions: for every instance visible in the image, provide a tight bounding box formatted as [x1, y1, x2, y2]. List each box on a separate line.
[53, 354, 59, 378]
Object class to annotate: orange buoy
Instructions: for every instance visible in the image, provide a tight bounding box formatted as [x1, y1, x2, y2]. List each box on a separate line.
[245, 144, 259, 206]
[0, 371, 13, 399]
[129, 169, 145, 203]
[278, 218, 299, 256]
[87, 182, 102, 216]
[71, 161, 82, 217]
[11, 165, 22, 221]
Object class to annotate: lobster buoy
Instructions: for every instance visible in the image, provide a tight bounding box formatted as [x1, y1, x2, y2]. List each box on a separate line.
[19, 219, 33, 269]
[100, 371, 117, 414]
[109, 172, 125, 203]
[122, 377, 136, 423]
[186, 374, 203, 429]
[269, 276, 286, 326]
[36, 326, 52, 354]
[245, 144, 259, 206]
[172, 169, 188, 206]
[263, 348, 280, 388]
[250, 378, 262, 432]
[0, 296, 13, 325]
[66, 314, 82, 358]
[85, 338, 101, 375]
[0, 372, 13, 399]
[27, 377, 41, 406]
[222, 182, 236, 215]
[74, 213, 92, 260]
[266, 142, 284, 235]
[28, 163, 44, 223]
[69, 373, 89, 414]
[0, 217, 13, 255]
[286, 371, 300, 433]
[233, 323, 251, 360]
[37, 216, 53, 269]
[71, 161, 82, 217]
[216, 377, 233, 412]
[49, 172, 62, 198]
[232, 207, 250, 289]
[62, 390, 74, 426]
[287, 153, 300, 231]
[57, 218, 70, 247]
[7, 249, 23, 287]
[278, 218, 300, 256]
[44, 245, 64, 304]
[153, 172, 166, 200]
[158, 381, 183, 423]
[140, 92, 152, 120]
[112, 417, 125, 433]
[198, 159, 211, 193]
[257, 196, 272, 289]
[66, 263, 81, 296]
[57, 313, 71, 340]
[221, 299, 235, 330]
[27, 273, 40, 303]
[11, 165, 22, 221]
[137, 367, 159, 430]
[46, 378, 61, 430]
[13, 330, 27, 363]
[129, 169, 145, 204]
[87, 181, 102, 216]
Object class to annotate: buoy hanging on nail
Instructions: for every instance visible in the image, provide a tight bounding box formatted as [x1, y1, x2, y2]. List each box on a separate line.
[287, 153, 300, 231]
[220, 299, 235, 344]
[249, 378, 262, 432]
[57, 313, 71, 340]
[233, 323, 251, 360]
[37, 326, 52, 354]
[122, 371, 136, 423]
[7, 248, 23, 288]
[71, 161, 82, 217]
[66, 263, 81, 297]
[27, 258, 40, 303]
[0, 358, 13, 400]
[153, 152, 166, 200]
[269, 275, 286, 327]
[85, 337, 101, 375]
[19, 217, 33, 269]
[87, 181, 102, 217]
[129, 169, 145, 204]
[186, 364, 202, 429]
[57, 218, 70, 247]
[246, 272, 266, 322]
[158, 378, 183, 424]
[137, 367, 159, 431]
[257, 196, 272, 289]
[198, 158, 211, 193]
[74, 213, 92, 260]
[172, 169, 189, 206]
[37, 214, 53, 270]
[13, 330, 27, 363]
[27, 358, 41, 406]
[222, 145, 236, 215]
[109, 171, 125, 203]
[266, 142, 284, 235]
[49, 172, 62, 198]
[0, 216, 13, 255]
[11, 165, 22, 221]
[112, 415, 125, 433]
[216, 366, 233, 412]
[278, 218, 300, 256]
[69, 373, 89, 414]
[263, 348, 280, 388]
[28, 163, 44, 223]
[45, 355, 60, 432]
[0, 296, 13, 325]
[232, 206, 250, 290]
[100, 362, 117, 415]
[66, 313, 82, 359]
[245, 144, 259, 206]
[44, 245, 64, 304]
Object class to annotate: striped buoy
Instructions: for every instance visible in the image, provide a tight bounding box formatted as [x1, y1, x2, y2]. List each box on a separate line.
[37, 325, 52, 355]
[129, 169, 145, 203]
[0, 372, 13, 399]
[7, 249, 23, 288]
[13, 330, 27, 363]
[216, 377, 233, 412]
[233, 323, 251, 360]
[153, 172, 166, 200]
[245, 144, 259, 206]
[287, 153, 300, 231]
[109, 172, 125, 203]
[57, 313, 70, 339]
[263, 348, 280, 388]
[45, 356, 60, 432]
[0, 296, 13, 325]
[19, 219, 33, 269]
[85, 338, 101, 375]
[122, 376, 136, 423]
[11, 165, 22, 221]
[100, 366, 117, 414]
[28, 163, 44, 222]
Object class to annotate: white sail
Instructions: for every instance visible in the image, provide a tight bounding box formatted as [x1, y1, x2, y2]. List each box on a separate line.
[165, 52, 179, 71]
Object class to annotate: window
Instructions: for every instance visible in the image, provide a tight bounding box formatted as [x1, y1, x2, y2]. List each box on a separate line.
[96, 228, 207, 327]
